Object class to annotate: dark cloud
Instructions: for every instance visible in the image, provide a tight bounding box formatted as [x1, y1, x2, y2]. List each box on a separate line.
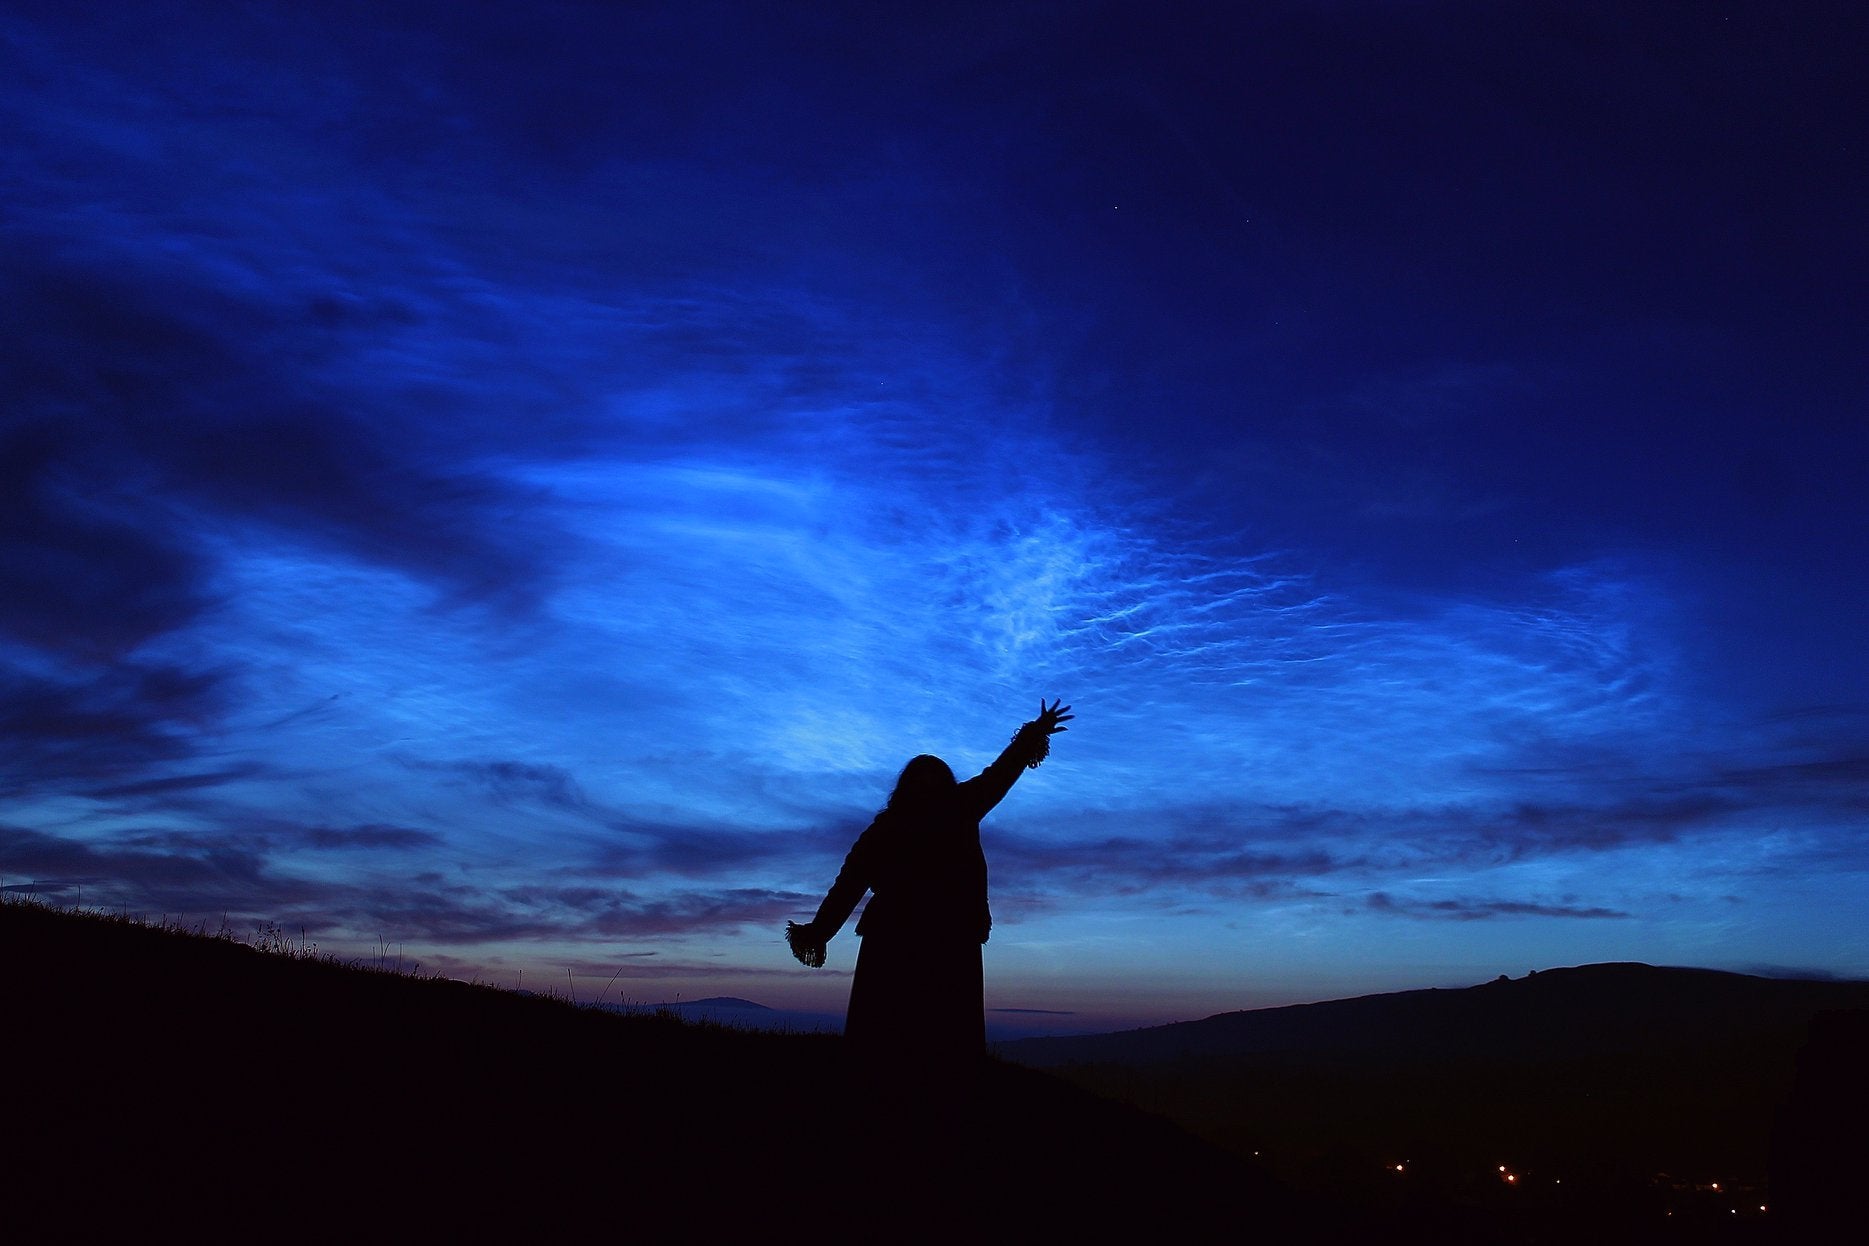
[586, 887, 804, 939]
[87, 766, 265, 801]
[1001, 790, 1730, 891]
[994, 828, 1342, 895]
[303, 824, 442, 851]
[1716, 752, 1869, 812]
[588, 818, 809, 879]
[1462, 736, 1869, 851]
[1366, 892, 1631, 922]
[0, 224, 575, 839]
[402, 758, 593, 811]
[0, 662, 230, 792]
[0, 421, 213, 660]
[0, 247, 561, 619]
[155, 408, 556, 612]
[289, 880, 801, 948]
[0, 822, 315, 914]
[992, 778, 1824, 902]
[1478, 794, 1738, 856]
[312, 892, 574, 946]
[496, 885, 618, 912]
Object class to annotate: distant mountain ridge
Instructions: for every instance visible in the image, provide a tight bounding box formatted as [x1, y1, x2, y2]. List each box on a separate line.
[606, 994, 846, 1034]
[609, 995, 1096, 1042]
[996, 959, 1868, 1235]
[998, 962, 1869, 1068]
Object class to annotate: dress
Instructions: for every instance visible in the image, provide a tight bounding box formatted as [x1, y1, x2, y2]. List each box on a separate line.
[803, 723, 1050, 1073]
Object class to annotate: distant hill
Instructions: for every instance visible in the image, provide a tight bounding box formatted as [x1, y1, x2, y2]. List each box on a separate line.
[1001, 963, 1868, 1237]
[1001, 963, 1869, 1067]
[612, 994, 845, 1035]
[3, 901, 1313, 1240]
[615, 994, 1096, 1042]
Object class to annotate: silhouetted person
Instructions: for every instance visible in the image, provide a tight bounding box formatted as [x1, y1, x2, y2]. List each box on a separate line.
[787, 699, 1071, 1105]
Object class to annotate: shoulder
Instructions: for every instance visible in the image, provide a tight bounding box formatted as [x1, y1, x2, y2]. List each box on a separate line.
[850, 810, 893, 847]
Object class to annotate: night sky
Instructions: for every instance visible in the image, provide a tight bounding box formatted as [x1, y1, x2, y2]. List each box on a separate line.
[4, 1, 1864, 1034]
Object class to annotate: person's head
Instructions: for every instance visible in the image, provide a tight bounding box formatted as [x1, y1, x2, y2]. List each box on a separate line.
[885, 753, 957, 813]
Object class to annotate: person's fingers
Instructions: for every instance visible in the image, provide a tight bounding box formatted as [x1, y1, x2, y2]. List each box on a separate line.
[1034, 697, 1074, 726]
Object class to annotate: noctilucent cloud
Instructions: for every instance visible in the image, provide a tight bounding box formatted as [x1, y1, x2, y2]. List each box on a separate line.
[4, 1, 1864, 1034]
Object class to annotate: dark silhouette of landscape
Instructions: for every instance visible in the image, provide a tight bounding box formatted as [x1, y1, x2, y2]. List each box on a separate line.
[1001, 963, 1868, 1240]
[8, 898, 1859, 1241]
[4, 899, 1305, 1240]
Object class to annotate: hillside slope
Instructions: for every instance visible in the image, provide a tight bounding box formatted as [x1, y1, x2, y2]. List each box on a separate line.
[4, 902, 1316, 1240]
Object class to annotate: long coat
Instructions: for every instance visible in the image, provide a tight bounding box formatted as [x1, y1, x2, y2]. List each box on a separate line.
[807, 725, 1049, 1071]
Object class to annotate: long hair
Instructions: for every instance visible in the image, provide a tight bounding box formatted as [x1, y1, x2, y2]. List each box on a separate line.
[872, 755, 965, 900]
[884, 753, 957, 816]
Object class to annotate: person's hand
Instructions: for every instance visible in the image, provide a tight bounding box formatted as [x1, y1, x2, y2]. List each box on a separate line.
[786, 920, 826, 968]
[1035, 698, 1074, 735]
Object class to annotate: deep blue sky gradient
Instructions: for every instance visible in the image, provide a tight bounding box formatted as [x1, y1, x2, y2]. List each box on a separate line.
[3, 1, 1864, 1032]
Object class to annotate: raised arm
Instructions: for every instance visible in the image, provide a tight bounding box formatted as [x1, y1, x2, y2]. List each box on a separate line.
[959, 698, 1073, 820]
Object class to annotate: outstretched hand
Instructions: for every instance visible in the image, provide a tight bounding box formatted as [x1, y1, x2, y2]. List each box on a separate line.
[786, 920, 826, 968]
[1035, 698, 1074, 734]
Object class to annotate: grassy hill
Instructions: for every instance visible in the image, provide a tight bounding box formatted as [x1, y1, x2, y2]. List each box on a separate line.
[4, 900, 1312, 1240]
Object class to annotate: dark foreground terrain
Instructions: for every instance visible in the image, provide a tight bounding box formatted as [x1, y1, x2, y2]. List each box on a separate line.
[5, 901, 1313, 1241]
[6, 901, 1860, 1243]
